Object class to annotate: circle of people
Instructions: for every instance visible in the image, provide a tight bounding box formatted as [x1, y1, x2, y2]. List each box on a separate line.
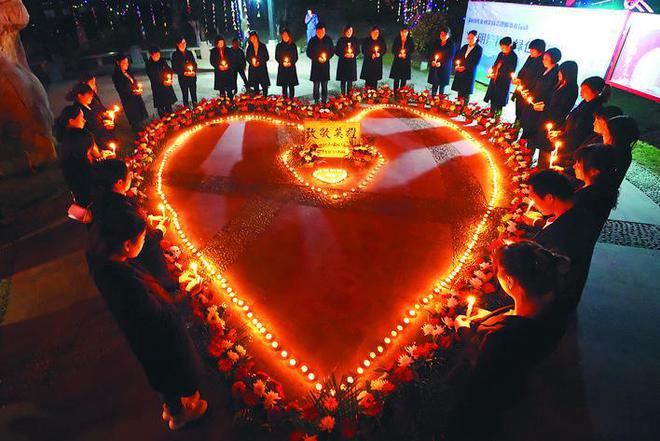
[52, 21, 641, 436]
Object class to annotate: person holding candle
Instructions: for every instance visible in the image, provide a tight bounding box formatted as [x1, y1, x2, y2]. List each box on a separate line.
[246, 31, 271, 96]
[451, 30, 482, 102]
[230, 38, 249, 95]
[92, 158, 179, 293]
[553, 76, 611, 168]
[427, 27, 455, 97]
[583, 105, 623, 147]
[54, 105, 107, 208]
[573, 145, 619, 227]
[210, 36, 235, 99]
[600, 116, 639, 187]
[484, 37, 518, 115]
[306, 23, 334, 104]
[530, 61, 579, 169]
[335, 25, 360, 96]
[275, 28, 299, 99]
[171, 36, 198, 108]
[112, 54, 148, 132]
[520, 47, 561, 141]
[512, 39, 546, 124]
[443, 240, 569, 441]
[389, 25, 415, 92]
[146, 46, 178, 117]
[360, 26, 387, 89]
[87, 210, 207, 431]
[67, 83, 109, 145]
[79, 72, 116, 145]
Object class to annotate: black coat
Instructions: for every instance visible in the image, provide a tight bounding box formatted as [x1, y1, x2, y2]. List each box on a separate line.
[246, 42, 270, 86]
[111, 69, 148, 128]
[427, 39, 455, 87]
[535, 204, 603, 314]
[335, 36, 360, 82]
[74, 101, 106, 145]
[389, 35, 415, 80]
[171, 49, 198, 84]
[58, 127, 96, 206]
[88, 258, 199, 395]
[145, 58, 177, 108]
[210, 47, 234, 91]
[484, 51, 518, 109]
[90, 191, 178, 292]
[521, 64, 559, 138]
[360, 37, 387, 81]
[513, 55, 544, 102]
[230, 46, 246, 81]
[275, 41, 299, 86]
[451, 43, 483, 96]
[532, 82, 578, 151]
[306, 35, 334, 82]
[559, 98, 603, 157]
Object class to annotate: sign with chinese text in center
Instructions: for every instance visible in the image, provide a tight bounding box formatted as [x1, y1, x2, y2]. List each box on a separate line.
[303, 121, 361, 158]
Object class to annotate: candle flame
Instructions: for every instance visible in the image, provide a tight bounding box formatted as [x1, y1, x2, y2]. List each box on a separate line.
[467, 296, 476, 307]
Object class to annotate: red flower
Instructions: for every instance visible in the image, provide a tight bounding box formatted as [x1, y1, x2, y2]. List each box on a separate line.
[243, 391, 259, 407]
[231, 381, 246, 398]
[289, 430, 306, 441]
[361, 393, 384, 417]
[482, 282, 496, 294]
[234, 364, 250, 380]
[438, 335, 454, 349]
[340, 418, 358, 438]
[301, 403, 319, 421]
[392, 366, 414, 383]
[380, 381, 396, 396]
[217, 358, 233, 372]
[207, 341, 224, 358]
[413, 342, 439, 359]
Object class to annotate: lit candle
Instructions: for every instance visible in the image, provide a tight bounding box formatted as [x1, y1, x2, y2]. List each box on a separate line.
[252, 57, 258, 67]
[510, 72, 516, 79]
[108, 141, 117, 155]
[466, 295, 476, 319]
[158, 203, 166, 217]
[186, 62, 194, 75]
[319, 52, 327, 63]
[164, 72, 173, 85]
[283, 56, 291, 67]
[399, 48, 406, 58]
[545, 122, 554, 132]
[373, 46, 380, 58]
[190, 262, 198, 278]
[434, 53, 440, 64]
[346, 43, 353, 57]
[112, 104, 120, 113]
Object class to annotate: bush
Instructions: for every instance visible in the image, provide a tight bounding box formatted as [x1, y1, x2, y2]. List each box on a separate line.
[411, 11, 449, 59]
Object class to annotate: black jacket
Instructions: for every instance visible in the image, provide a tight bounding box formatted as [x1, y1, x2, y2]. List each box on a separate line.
[88, 258, 199, 395]
[111, 69, 148, 128]
[171, 49, 198, 81]
[559, 98, 603, 159]
[275, 41, 299, 86]
[246, 42, 271, 86]
[521, 64, 559, 138]
[58, 127, 96, 206]
[335, 36, 360, 82]
[451, 43, 483, 96]
[532, 82, 578, 151]
[306, 35, 334, 82]
[210, 47, 234, 90]
[145, 58, 177, 108]
[427, 39, 455, 87]
[360, 36, 387, 81]
[484, 51, 518, 109]
[389, 34, 415, 80]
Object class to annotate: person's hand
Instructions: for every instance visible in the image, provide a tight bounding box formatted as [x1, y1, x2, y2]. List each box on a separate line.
[456, 66, 465, 73]
[548, 129, 561, 140]
[454, 314, 471, 330]
[512, 77, 521, 86]
[533, 102, 545, 112]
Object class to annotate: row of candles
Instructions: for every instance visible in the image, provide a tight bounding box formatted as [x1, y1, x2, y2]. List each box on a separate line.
[151, 105, 500, 392]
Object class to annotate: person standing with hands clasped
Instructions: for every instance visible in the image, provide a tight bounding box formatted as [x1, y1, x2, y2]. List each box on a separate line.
[210, 36, 235, 99]
[427, 27, 455, 97]
[452, 30, 482, 102]
[246, 31, 270, 96]
[335, 25, 360, 96]
[146, 47, 177, 117]
[171, 36, 198, 108]
[484, 37, 518, 115]
[389, 25, 415, 92]
[275, 28, 299, 99]
[306, 23, 334, 104]
[361, 26, 387, 89]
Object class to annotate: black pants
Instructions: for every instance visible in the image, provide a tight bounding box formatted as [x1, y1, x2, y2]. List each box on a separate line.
[393, 79, 407, 91]
[252, 82, 268, 96]
[157, 105, 173, 117]
[458, 92, 470, 102]
[178, 77, 197, 107]
[313, 81, 328, 103]
[431, 84, 445, 97]
[232, 70, 248, 94]
[281, 84, 295, 99]
[365, 79, 378, 89]
[340, 81, 353, 95]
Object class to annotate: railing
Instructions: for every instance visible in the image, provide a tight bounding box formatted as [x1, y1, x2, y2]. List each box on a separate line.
[81, 47, 204, 71]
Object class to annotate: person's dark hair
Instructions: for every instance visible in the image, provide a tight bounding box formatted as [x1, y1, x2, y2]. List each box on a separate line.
[593, 105, 623, 121]
[79, 72, 97, 84]
[232, 37, 239, 44]
[54, 105, 83, 142]
[371, 25, 380, 32]
[581, 76, 611, 104]
[316, 22, 326, 30]
[65, 83, 93, 102]
[93, 158, 128, 192]
[528, 38, 546, 52]
[528, 169, 576, 201]
[88, 210, 146, 264]
[606, 115, 639, 150]
[440, 26, 450, 35]
[400, 25, 409, 31]
[468, 30, 478, 36]
[148, 46, 160, 54]
[214, 35, 225, 45]
[249, 30, 259, 39]
[114, 53, 128, 64]
[545, 48, 562, 64]
[281, 28, 292, 39]
[343, 25, 352, 35]
[499, 36, 516, 50]
[175, 35, 185, 44]
[493, 240, 570, 300]
[558, 61, 578, 86]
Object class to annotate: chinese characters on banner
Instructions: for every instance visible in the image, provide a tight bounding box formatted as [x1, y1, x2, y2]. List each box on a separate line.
[303, 121, 361, 158]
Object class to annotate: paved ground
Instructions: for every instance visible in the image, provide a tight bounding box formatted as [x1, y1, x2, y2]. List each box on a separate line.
[0, 59, 658, 440]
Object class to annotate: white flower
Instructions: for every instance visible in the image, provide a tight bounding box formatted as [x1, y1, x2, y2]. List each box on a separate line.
[442, 316, 455, 328]
[474, 270, 487, 280]
[263, 390, 280, 408]
[253, 379, 266, 397]
[469, 277, 483, 289]
[357, 390, 368, 401]
[370, 379, 386, 391]
[405, 344, 417, 357]
[422, 323, 435, 336]
[235, 345, 247, 357]
[447, 296, 459, 308]
[397, 354, 413, 368]
[226, 351, 239, 363]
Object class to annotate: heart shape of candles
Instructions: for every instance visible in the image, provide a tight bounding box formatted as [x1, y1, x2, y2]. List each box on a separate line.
[154, 104, 501, 397]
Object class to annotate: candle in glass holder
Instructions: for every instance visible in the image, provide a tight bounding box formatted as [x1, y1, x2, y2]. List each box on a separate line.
[545, 122, 554, 132]
[373, 46, 380, 58]
[190, 262, 198, 278]
[433, 53, 440, 65]
[252, 57, 258, 67]
[283, 56, 291, 67]
[185, 62, 195, 75]
[163, 72, 173, 86]
[399, 48, 406, 58]
[319, 52, 327, 63]
[346, 43, 353, 57]
[108, 141, 117, 155]
[219, 59, 229, 71]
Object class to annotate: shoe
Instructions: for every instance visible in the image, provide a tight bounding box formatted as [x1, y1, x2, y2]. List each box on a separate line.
[162, 404, 171, 421]
[181, 390, 200, 408]
[168, 399, 208, 431]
